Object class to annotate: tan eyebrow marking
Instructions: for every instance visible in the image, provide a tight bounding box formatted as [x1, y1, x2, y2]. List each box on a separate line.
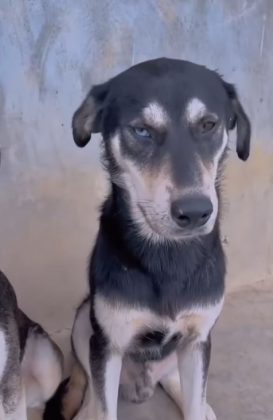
[186, 98, 207, 123]
[142, 102, 169, 128]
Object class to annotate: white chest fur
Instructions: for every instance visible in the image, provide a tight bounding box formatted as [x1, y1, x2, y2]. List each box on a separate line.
[94, 296, 224, 352]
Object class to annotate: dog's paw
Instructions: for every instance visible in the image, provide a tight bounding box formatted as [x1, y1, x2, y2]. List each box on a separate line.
[206, 403, 217, 420]
[119, 368, 155, 404]
[135, 375, 155, 403]
[119, 381, 155, 404]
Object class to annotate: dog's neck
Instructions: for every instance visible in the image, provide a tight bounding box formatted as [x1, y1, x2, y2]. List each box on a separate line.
[97, 183, 222, 277]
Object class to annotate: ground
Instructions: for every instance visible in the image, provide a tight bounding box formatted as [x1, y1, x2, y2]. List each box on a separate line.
[29, 279, 273, 420]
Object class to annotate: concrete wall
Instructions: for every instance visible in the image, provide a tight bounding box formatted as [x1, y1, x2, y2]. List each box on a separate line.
[0, 0, 272, 327]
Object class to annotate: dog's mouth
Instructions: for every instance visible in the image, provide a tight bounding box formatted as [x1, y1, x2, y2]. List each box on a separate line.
[137, 203, 214, 241]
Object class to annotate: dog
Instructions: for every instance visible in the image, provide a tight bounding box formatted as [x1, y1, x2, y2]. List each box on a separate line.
[45, 58, 251, 420]
[0, 270, 63, 419]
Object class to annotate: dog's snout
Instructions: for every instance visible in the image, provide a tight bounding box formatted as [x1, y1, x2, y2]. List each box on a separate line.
[171, 195, 213, 229]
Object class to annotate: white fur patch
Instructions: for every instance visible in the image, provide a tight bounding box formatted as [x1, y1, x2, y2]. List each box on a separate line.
[95, 295, 224, 351]
[22, 332, 62, 407]
[104, 354, 122, 420]
[143, 102, 169, 128]
[178, 343, 206, 420]
[186, 98, 207, 123]
[72, 301, 92, 378]
[214, 129, 229, 165]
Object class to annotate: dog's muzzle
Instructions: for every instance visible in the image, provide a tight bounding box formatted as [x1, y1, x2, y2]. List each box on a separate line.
[171, 194, 213, 230]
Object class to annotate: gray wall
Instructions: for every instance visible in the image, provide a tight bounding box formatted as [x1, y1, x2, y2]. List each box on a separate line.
[0, 0, 272, 325]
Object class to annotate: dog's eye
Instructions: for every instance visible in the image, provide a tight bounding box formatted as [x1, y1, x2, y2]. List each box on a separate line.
[198, 118, 217, 134]
[132, 127, 152, 139]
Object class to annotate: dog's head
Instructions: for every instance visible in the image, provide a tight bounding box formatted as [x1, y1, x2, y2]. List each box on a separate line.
[72, 58, 251, 241]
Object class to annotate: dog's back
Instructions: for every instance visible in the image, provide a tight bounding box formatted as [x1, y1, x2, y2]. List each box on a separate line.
[0, 270, 24, 418]
[0, 270, 21, 384]
[0, 270, 64, 419]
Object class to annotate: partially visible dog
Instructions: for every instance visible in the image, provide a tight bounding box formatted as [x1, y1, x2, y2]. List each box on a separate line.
[44, 58, 251, 420]
[0, 270, 63, 419]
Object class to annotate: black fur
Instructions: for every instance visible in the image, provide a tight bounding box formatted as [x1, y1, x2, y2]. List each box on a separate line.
[89, 185, 225, 315]
[131, 331, 183, 362]
[201, 334, 212, 395]
[87, 182, 225, 372]
[89, 333, 109, 410]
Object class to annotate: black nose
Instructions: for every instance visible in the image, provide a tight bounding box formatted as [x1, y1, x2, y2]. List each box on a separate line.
[171, 195, 213, 229]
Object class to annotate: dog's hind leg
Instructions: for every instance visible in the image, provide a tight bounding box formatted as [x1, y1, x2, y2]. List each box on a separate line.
[70, 299, 104, 420]
[71, 299, 123, 420]
[62, 298, 123, 420]
[22, 325, 63, 409]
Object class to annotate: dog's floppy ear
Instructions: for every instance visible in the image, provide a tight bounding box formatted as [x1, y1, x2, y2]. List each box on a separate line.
[223, 81, 251, 161]
[72, 81, 110, 147]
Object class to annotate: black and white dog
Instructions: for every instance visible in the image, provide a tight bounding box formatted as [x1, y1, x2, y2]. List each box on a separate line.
[0, 270, 63, 419]
[47, 58, 251, 420]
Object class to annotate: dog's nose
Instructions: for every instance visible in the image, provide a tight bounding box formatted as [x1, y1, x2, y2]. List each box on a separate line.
[171, 195, 213, 229]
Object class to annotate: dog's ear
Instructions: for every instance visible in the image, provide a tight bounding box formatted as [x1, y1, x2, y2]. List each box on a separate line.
[72, 81, 110, 147]
[223, 81, 251, 161]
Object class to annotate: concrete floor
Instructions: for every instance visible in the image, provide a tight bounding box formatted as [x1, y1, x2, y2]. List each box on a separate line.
[28, 279, 273, 420]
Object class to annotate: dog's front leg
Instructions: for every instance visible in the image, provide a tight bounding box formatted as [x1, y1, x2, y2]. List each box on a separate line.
[5, 384, 28, 420]
[177, 336, 212, 420]
[75, 332, 122, 420]
[91, 344, 122, 420]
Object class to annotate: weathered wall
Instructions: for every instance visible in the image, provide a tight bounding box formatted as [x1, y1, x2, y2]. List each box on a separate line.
[0, 0, 272, 326]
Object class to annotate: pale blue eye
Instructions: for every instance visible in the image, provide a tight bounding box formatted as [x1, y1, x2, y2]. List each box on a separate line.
[133, 127, 151, 138]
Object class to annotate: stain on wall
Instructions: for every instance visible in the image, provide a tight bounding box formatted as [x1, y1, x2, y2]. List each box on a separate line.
[0, 0, 272, 324]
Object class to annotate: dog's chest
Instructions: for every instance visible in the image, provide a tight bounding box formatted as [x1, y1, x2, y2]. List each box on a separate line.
[94, 295, 223, 353]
